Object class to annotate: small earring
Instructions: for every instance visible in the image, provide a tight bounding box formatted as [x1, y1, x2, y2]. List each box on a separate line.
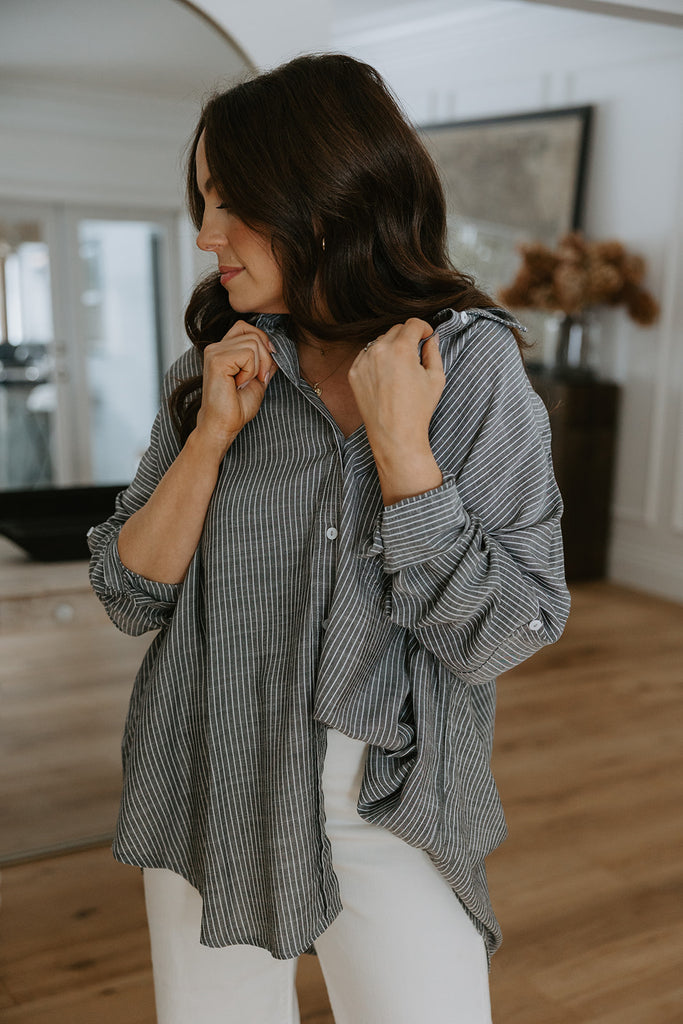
[321, 237, 326, 252]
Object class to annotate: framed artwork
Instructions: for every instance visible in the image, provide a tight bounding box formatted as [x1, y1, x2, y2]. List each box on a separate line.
[421, 106, 593, 354]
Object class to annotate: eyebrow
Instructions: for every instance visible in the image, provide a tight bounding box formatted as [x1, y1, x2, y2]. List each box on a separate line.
[203, 177, 214, 194]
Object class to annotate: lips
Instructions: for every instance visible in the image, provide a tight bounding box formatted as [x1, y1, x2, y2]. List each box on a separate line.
[219, 265, 243, 285]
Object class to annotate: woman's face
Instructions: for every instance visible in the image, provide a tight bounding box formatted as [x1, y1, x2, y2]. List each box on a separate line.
[195, 132, 288, 316]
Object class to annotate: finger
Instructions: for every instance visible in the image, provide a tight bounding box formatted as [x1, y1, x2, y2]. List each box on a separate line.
[396, 318, 434, 345]
[374, 319, 433, 356]
[239, 361, 279, 393]
[359, 324, 409, 361]
[211, 331, 274, 387]
[248, 347, 278, 385]
[408, 317, 435, 333]
[233, 347, 260, 389]
[228, 329, 277, 382]
[205, 343, 259, 390]
[226, 319, 277, 354]
[419, 332, 443, 373]
[235, 348, 279, 390]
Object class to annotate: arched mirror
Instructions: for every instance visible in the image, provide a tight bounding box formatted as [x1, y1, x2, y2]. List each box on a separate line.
[0, 0, 251, 558]
[0, 0, 250, 862]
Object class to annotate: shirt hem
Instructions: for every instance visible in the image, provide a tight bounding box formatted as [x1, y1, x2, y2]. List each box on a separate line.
[113, 847, 344, 961]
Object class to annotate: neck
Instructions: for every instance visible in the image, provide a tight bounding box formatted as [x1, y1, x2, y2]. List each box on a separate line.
[296, 329, 327, 354]
[294, 329, 363, 397]
[295, 326, 362, 357]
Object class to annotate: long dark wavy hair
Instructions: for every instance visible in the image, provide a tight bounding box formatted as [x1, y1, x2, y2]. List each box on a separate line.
[171, 52, 529, 442]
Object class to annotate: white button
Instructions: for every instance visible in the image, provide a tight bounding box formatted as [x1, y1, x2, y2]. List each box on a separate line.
[460, 311, 469, 325]
[86, 526, 95, 537]
[322, 618, 330, 630]
[325, 527, 338, 540]
[529, 618, 543, 631]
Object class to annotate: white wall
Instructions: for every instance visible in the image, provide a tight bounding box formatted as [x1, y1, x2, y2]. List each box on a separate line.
[4, 0, 681, 598]
[0, 79, 191, 209]
[194, 0, 332, 68]
[0, 77, 210, 366]
[0, 0, 333, 352]
[333, 3, 683, 602]
[0, 0, 332, 489]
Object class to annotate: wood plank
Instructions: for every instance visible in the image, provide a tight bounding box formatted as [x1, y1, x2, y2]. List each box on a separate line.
[0, 538, 92, 601]
[0, 624, 150, 860]
[295, 956, 335, 1024]
[0, 971, 155, 1024]
[532, 925, 682, 1007]
[0, 847, 334, 1023]
[487, 580, 683, 1024]
[0, 853, 150, 1003]
[1, 581, 681, 1023]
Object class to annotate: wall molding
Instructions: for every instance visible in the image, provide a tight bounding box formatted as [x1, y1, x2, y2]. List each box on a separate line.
[643, 71, 683, 530]
[522, 0, 683, 28]
[334, 1, 520, 47]
[608, 534, 683, 602]
[0, 76, 192, 146]
[670, 372, 683, 536]
[0, 75, 192, 208]
[612, 504, 649, 526]
[338, 7, 683, 600]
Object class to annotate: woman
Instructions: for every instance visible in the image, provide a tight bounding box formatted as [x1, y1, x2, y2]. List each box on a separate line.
[88, 53, 570, 1024]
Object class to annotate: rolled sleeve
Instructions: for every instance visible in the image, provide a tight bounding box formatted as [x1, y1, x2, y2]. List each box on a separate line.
[87, 346, 199, 636]
[88, 526, 181, 635]
[363, 317, 570, 685]
[372, 475, 467, 571]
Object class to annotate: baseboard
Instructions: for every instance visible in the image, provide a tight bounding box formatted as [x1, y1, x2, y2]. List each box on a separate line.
[607, 535, 683, 603]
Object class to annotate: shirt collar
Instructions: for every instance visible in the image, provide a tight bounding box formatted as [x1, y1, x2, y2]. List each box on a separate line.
[252, 306, 526, 389]
[252, 314, 301, 385]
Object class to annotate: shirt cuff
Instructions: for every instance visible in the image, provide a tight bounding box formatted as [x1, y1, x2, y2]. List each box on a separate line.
[96, 532, 182, 606]
[365, 474, 468, 573]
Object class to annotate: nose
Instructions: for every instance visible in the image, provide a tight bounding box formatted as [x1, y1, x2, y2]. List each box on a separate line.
[196, 211, 224, 253]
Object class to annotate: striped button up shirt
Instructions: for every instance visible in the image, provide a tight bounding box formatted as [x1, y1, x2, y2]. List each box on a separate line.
[88, 306, 570, 963]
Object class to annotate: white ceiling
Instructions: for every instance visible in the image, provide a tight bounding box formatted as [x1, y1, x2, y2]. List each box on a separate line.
[332, 0, 484, 19]
[1, 0, 679, 100]
[0, 0, 501, 100]
[331, 0, 683, 34]
[330, 0, 503, 39]
[0, 0, 248, 99]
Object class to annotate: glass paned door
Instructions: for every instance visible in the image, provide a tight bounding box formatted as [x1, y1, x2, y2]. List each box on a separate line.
[0, 203, 176, 490]
[0, 213, 59, 489]
[76, 219, 164, 484]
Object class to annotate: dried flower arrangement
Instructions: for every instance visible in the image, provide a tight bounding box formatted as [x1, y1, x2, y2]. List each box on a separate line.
[498, 231, 659, 325]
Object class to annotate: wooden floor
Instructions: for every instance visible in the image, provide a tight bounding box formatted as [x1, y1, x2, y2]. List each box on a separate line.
[0, 610, 149, 862]
[1, 581, 681, 1023]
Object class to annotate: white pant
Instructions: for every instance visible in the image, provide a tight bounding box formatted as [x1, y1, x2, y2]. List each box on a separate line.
[143, 728, 493, 1024]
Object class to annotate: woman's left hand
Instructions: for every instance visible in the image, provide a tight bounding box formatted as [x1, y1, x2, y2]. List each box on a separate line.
[348, 318, 446, 504]
[349, 318, 445, 451]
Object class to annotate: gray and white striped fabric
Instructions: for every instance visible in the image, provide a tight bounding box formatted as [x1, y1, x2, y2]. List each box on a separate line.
[88, 306, 570, 963]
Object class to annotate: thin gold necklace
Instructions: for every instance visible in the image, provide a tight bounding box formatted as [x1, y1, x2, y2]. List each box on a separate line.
[297, 335, 328, 358]
[299, 347, 357, 396]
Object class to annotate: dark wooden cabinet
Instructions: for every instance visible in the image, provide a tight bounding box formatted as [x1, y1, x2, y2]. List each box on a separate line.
[528, 371, 621, 581]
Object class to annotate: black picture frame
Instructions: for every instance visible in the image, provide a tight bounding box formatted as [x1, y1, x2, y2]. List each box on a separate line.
[421, 106, 593, 339]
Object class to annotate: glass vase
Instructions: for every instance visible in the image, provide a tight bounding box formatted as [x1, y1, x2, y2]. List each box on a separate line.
[554, 311, 599, 378]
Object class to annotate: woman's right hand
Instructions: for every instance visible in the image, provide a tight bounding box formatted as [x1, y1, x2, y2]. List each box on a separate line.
[194, 320, 278, 458]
